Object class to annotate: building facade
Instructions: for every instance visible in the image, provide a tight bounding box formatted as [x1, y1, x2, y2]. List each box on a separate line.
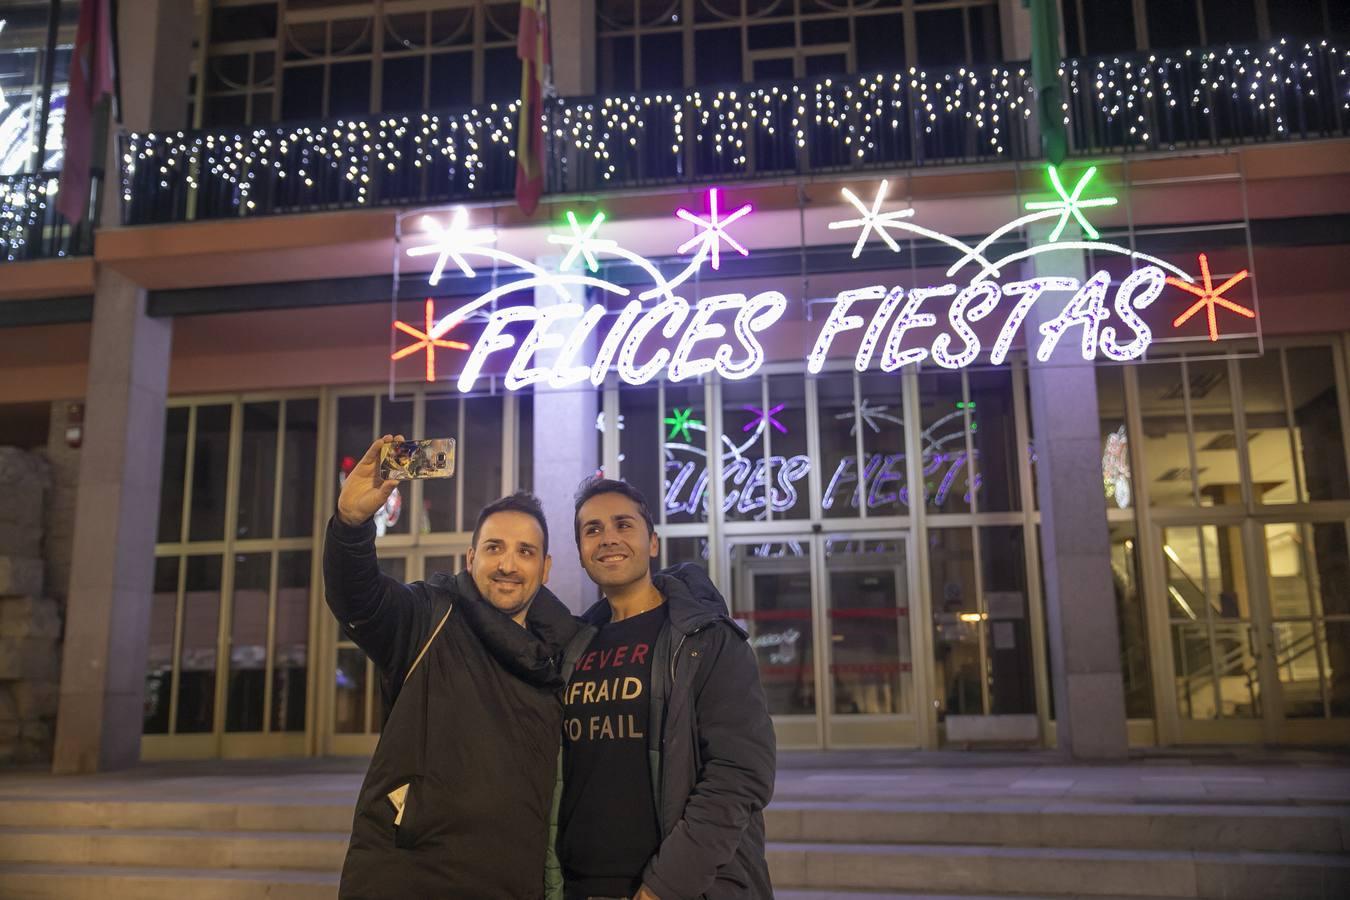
[1, 0, 1349, 770]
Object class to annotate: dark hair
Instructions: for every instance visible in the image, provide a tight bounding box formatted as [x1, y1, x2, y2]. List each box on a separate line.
[573, 477, 657, 546]
[472, 491, 550, 556]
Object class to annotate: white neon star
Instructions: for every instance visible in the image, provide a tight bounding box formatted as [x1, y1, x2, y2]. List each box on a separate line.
[548, 210, 617, 272]
[405, 207, 498, 284]
[835, 399, 905, 435]
[828, 180, 916, 258]
[675, 188, 752, 270]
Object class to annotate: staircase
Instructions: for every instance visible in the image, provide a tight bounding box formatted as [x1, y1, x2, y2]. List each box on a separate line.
[0, 772, 1346, 899]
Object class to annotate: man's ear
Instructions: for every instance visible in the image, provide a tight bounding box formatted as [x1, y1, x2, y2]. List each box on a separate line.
[465, 546, 476, 570]
[542, 553, 553, 584]
[648, 530, 659, 559]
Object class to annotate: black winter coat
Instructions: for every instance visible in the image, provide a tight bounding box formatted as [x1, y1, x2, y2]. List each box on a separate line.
[560, 564, 776, 900]
[324, 515, 580, 900]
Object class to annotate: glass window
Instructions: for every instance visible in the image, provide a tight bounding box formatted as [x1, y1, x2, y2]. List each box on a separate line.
[1135, 362, 1196, 506]
[730, 541, 816, 716]
[859, 372, 908, 515]
[930, 527, 980, 719]
[334, 647, 368, 733]
[1098, 365, 1132, 510]
[982, 525, 1034, 715]
[1110, 522, 1152, 717]
[664, 383, 709, 523]
[620, 385, 662, 510]
[967, 370, 1020, 512]
[226, 553, 270, 732]
[423, 396, 460, 533]
[665, 536, 711, 568]
[1286, 347, 1348, 502]
[379, 396, 414, 535]
[462, 394, 505, 526]
[273, 550, 310, 732]
[1186, 359, 1241, 506]
[143, 557, 180, 735]
[721, 379, 767, 521]
[177, 555, 223, 733]
[189, 405, 233, 542]
[914, 8, 966, 67]
[917, 371, 972, 514]
[767, 375, 810, 520]
[519, 392, 534, 492]
[158, 408, 190, 543]
[826, 538, 911, 716]
[236, 402, 280, 540]
[279, 399, 319, 537]
[1145, 0, 1201, 50]
[817, 373, 860, 518]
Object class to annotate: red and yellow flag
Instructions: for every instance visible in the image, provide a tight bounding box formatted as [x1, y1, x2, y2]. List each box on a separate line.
[515, 0, 550, 216]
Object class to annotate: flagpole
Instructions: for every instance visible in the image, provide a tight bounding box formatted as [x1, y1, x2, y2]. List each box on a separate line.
[30, 0, 60, 174]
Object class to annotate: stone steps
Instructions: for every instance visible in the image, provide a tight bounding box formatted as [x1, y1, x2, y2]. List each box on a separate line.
[0, 862, 337, 900]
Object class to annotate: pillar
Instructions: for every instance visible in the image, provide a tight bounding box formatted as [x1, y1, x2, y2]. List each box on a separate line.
[550, 0, 596, 96]
[1025, 223, 1130, 759]
[531, 258, 599, 615]
[52, 0, 193, 774]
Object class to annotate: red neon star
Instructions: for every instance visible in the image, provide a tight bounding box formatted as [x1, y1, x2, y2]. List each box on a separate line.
[1166, 253, 1255, 342]
[392, 298, 469, 382]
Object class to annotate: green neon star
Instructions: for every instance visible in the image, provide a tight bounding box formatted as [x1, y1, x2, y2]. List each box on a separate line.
[1024, 165, 1118, 242]
[664, 407, 701, 442]
[546, 210, 616, 272]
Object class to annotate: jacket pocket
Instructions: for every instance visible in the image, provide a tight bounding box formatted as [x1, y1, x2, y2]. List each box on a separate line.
[388, 775, 423, 849]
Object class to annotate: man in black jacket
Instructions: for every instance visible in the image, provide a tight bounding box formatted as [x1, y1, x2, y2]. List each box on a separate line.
[557, 477, 776, 900]
[326, 434, 579, 899]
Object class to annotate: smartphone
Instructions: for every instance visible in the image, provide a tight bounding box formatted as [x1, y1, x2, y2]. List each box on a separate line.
[380, 438, 456, 480]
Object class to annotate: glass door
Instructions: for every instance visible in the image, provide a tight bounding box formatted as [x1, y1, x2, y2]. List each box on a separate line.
[725, 532, 915, 749]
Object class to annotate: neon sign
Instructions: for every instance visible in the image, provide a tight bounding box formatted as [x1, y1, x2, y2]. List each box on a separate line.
[394, 168, 1257, 388]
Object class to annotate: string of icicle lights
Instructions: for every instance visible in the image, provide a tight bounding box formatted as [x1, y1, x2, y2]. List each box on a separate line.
[1, 175, 57, 262]
[114, 39, 1346, 224]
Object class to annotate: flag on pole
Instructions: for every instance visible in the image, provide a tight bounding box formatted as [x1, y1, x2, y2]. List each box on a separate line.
[515, 0, 550, 217]
[58, 0, 116, 224]
[1029, 0, 1068, 166]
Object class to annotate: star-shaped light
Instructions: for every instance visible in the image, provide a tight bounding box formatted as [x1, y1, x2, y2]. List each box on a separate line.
[835, 399, 904, 435]
[392, 298, 470, 382]
[405, 207, 498, 284]
[827, 180, 916, 258]
[676, 188, 752, 270]
[1166, 253, 1254, 342]
[1024, 165, 1118, 242]
[548, 210, 616, 272]
[742, 404, 787, 435]
[664, 407, 701, 442]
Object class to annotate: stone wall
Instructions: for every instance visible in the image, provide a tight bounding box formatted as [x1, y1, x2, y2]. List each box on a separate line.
[0, 447, 62, 765]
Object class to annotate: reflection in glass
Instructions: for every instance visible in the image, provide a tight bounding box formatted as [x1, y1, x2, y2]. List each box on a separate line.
[817, 374, 858, 519]
[226, 553, 270, 732]
[1186, 359, 1241, 506]
[620, 385, 662, 514]
[664, 383, 709, 524]
[423, 397, 459, 533]
[1241, 353, 1298, 504]
[665, 537, 710, 568]
[236, 403, 280, 540]
[463, 395, 504, 528]
[825, 538, 910, 715]
[728, 543, 815, 716]
[143, 557, 179, 735]
[982, 526, 1033, 714]
[858, 372, 907, 515]
[1287, 347, 1349, 502]
[967, 371, 1020, 512]
[1098, 366, 1132, 510]
[917, 372, 972, 513]
[273, 550, 311, 732]
[177, 556, 223, 733]
[189, 406, 233, 541]
[767, 375, 810, 520]
[334, 648, 368, 733]
[379, 397, 414, 535]
[929, 528, 980, 718]
[1110, 524, 1153, 717]
[1135, 362, 1196, 505]
[720, 379, 767, 522]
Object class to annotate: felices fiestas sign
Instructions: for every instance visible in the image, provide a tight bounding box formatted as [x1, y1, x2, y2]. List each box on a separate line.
[394, 168, 1256, 390]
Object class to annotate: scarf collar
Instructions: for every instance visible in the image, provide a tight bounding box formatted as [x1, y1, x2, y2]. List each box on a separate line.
[449, 570, 580, 688]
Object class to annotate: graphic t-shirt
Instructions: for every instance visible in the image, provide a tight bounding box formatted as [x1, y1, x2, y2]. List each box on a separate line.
[559, 603, 667, 897]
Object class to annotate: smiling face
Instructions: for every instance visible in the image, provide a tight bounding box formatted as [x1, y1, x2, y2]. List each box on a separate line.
[576, 491, 659, 593]
[466, 510, 551, 622]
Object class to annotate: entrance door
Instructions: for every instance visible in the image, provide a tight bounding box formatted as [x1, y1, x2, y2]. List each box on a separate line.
[1158, 520, 1350, 744]
[725, 532, 915, 749]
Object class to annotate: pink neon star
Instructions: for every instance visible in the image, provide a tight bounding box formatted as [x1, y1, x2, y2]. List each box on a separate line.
[675, 188, 753, 270]
[742, 403, 787, 434]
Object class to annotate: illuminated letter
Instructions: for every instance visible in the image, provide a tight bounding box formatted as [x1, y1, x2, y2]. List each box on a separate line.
[718, 290, 786, 379]
[1036, 271, 1110, 362]
[772, 455, 812, 513]
[932, 282, 1001, 369]
[459, 306, 537, 393]
[855, 286, 904, 371]
[990, 277, 1080, 365]
[808, 286, 881, 374]
[669, 293, 746, 382]
[1100, 266, 1165, 361]
[550, 303, 608, 388]
[881, 285, 953, 371]
[506, 303, 586, 390]
[616, 297, 690, 386]
[591, 300, 644, 386]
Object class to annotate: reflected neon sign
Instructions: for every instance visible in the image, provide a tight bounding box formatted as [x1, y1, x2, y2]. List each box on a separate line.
[395, 168, 1257, 388]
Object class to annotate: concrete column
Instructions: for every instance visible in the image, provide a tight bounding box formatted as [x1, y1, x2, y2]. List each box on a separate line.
[550, 0, 596, 96]
[1025, 225, 1129, 760]
[52, 0, 192, 774]
[998, 0, 1033, 61]
[531, 258, 599, 615]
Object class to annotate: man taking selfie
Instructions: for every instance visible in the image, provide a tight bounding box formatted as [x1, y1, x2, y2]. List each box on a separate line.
[556, 478, 776, 900]
[326, 434, 579, 899]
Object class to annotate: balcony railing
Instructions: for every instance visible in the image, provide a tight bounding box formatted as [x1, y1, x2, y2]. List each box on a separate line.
[0, 172, 98, 263]
[119, 39, 1347, 227]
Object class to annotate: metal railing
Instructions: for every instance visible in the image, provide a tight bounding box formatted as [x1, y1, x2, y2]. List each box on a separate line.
[0, 172, 97, 263]
[111, 39, 1348, 227]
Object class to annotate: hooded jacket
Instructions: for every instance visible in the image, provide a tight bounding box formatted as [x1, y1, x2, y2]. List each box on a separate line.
[324, 515, 580, 900]
[555, 564, 776, 900]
